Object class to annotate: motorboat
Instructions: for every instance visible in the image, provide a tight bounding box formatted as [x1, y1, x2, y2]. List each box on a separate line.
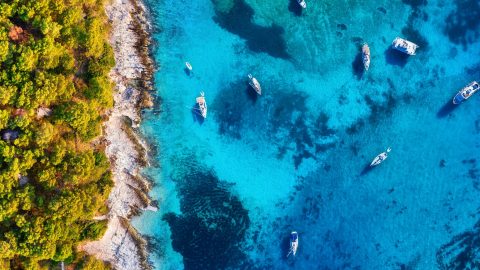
[391, 37, 419, 55]
[370, 147, 391, 167]
[297, 0, 306, 8]
[362, 43, 370, 71]
[287, 231, 299, 257]
[453, 81, 480, 104]
[195, 92, 207, 119]
[248, 74, 262, 95]
[185, 62, 192, 71]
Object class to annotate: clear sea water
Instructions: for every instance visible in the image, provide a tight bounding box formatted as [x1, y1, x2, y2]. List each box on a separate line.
[131, 0, 480, 269]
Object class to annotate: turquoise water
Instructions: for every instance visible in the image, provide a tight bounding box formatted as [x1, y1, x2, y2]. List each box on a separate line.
[131, 0, 480, 269]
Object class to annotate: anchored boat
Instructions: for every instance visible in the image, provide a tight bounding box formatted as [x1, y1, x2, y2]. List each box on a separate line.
[248, 74, 262, 95]
[453, 81, 480, 104]
[362, 43, 371, 71]
[297, 0, 306, 8]
[392, 37, 419, 55]
[185, 62, 192, 71]
[370, 147, 391, 167]
[287, 231, 299, 257]
[195, 92, 207, 119]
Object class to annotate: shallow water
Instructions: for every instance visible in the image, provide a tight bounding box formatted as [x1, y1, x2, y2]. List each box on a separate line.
[132, 0, 480, 269]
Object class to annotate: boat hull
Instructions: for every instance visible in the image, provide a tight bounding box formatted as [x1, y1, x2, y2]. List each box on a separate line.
[370, 148, 391, 166]
[297, 0, 306, 8]
[248, 74, 262, 95]
[362, 44, 370, 71]
[392, 37, 418, 55]
[452, 81, 480, 104]
[370, 155, 387, 166]
[452, 93, 465, 104]
[196, 93, 207, 118]
[290, 231, 299, 256]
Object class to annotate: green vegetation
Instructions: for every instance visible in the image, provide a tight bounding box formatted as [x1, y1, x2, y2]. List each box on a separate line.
[0, 0, 115, 268]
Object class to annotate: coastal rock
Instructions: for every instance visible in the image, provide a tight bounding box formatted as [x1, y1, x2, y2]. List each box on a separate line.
[140, 91, 154, 108]
[81, 0, 154, 269]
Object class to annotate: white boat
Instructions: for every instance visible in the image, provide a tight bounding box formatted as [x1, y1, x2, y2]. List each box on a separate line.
[185, 62, 192, 71]
[370, 147, 391, 167]
[391, 37, 419, 55]
[297, 0, 306, 8]
[195, 92, 207, 119]
[452, 81, 480, 104]
[287, 231, 299, 257]
[362, 43, 370, 71]
[248, 74, 262, 95]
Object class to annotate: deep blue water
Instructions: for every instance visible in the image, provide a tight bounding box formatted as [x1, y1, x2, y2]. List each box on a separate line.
[132, 0, 480, 269]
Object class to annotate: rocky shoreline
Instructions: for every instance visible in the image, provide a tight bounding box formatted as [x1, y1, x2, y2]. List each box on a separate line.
[81, 0, 155, 269]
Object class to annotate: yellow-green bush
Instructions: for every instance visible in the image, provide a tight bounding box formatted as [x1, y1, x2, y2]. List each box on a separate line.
[0, 0, 115, 268]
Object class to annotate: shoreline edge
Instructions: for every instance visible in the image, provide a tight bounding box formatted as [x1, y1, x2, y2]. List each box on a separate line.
[81, 0, 155, 269]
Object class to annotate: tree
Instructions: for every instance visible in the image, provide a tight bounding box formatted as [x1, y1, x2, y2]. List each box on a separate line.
[77, 255, 111, 270]
[0, 0, 115, 267]
[0, 109, 9, 129]
[53, 101, 101, 140]
[84, 76, 113, 108]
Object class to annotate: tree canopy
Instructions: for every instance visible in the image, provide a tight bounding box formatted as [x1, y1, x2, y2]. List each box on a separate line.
[0, 0, 115, 268]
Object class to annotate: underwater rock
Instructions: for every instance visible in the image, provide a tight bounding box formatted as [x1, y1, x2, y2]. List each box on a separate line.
[402, 0, 427, 9]
[211, 0, 290, 59]
[163, 160, 251, 269]
[444, 0, 480, 46]
[377, 7, 387, 14]
[337, 23, 347, 31]
[437, 221, 480, 269]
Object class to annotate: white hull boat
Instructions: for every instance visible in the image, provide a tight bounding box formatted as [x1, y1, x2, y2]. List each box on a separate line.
[185, 62, 192, 71]
[392, 37, 419, 55]
[248, 74, 262, 95]
[196, 92, 207, 119]
[370, 147, 391, 167]
[362, 43, 370, 71]
[287, 231, 299, 257]
[297, 0, 306, 8]
[453, 81, 480, 104]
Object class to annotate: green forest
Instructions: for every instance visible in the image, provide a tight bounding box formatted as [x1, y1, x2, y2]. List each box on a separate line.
[0, 0, 115, 269]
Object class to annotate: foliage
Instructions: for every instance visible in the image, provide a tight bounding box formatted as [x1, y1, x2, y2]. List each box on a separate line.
[80, 220, 108, 241]
[0, 0, 115, 268]
[76, 255, 111, 270]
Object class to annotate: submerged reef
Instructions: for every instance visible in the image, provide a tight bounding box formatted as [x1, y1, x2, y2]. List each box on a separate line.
[212, 79, 336, 169]
[444, 0, 480, 47]
[212, 0, 290, 59]
[163, 154, 251, 269]
[437, 221, 480, 269]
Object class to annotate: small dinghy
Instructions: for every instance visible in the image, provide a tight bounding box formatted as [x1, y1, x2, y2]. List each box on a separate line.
[297, 0, 306, 8]
[248, 74, 262, 95]
[362, 43, 371, 71]
[185, 62, 193, 71]
[287, 231, 299, 257]
[391, 37, 419, 55]
[195, 92, 207, 119]
[370, 147, 391, 167]
[453, 81, 480, 104]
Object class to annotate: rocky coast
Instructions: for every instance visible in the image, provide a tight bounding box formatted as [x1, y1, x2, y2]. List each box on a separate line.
[81, 0, 155, 269]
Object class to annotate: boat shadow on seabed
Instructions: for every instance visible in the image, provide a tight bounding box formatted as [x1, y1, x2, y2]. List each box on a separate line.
[191, 103, 205, 124]
[360, 163, 374, 176]
[288, 0, 303, 17]
[384, 47, 409, 67]
[280, 234, 297, 265]
[245, 82, 259, 103]
[437, 99, 458, 118]
[184, 66, 193, 76]
[352, 52, 365, 79]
